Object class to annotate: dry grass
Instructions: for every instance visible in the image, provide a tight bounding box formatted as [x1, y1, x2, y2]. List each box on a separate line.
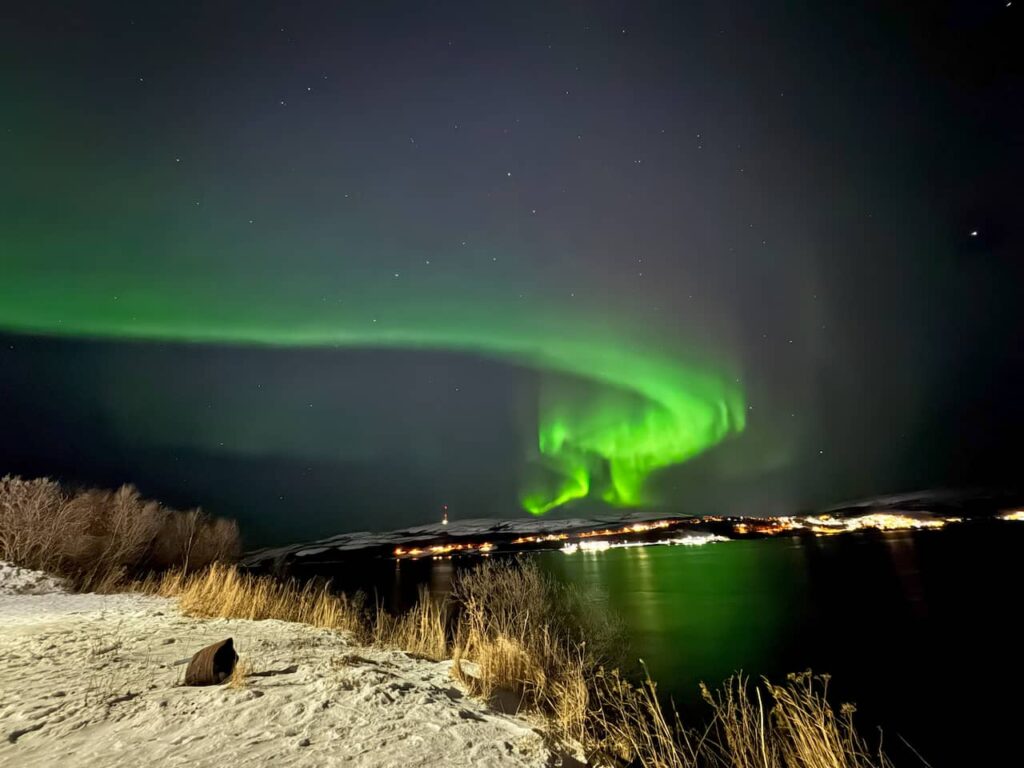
[580, 668, 897, 768]
[448, 560, 649, 757]
[372, 585, 449, 660]
[227, 657, 251, 689]
[149, 563, 366, 638]
[0, 474, 240, 590]
[763, 672, 895, 768]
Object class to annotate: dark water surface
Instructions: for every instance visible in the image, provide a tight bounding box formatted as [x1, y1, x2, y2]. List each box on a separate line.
[309, 523, 1023, 766]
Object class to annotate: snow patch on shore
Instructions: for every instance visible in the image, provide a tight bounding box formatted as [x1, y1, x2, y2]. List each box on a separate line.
[0, 561, 68, 596]
[0, 565, 555, 767]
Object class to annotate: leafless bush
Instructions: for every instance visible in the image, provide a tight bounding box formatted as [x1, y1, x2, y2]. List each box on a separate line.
[0, 474, 240, 589]
[150, 508, 241, 572]
[0, 475, 82, 573]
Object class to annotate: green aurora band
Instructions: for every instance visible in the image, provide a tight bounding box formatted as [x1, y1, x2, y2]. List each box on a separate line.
[0, 273, 745, 515]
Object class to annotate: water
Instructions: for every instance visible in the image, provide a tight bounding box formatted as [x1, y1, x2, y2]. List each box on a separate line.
[305, 523, 1023, 766]
[538, 528, 1023, 767]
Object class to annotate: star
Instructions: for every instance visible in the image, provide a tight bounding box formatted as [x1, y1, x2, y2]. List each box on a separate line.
[970, 230, 978, 237]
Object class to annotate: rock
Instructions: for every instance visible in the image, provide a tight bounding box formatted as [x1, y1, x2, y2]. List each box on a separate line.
[184, 638, 238, 686]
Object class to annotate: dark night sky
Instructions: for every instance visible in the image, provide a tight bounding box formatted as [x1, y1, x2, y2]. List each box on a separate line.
[1, 1, 1021, 545]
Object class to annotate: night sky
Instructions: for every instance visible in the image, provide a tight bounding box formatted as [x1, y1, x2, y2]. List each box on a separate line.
[1, 2, 1021, 545]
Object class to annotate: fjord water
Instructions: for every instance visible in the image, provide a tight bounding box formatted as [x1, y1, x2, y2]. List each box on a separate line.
[537, 525, 1023, 767]
[321, 524, 1022, 766]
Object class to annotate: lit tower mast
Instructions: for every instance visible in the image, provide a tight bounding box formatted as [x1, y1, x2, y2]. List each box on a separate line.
[441, 504, 449, 526]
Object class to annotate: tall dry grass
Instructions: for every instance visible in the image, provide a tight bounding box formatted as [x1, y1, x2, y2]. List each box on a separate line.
[0, 474, 240, 589]
[149, 563, 366, 637]
[372, 585, 449, 660]
[585, 668, 895, 768]
[449, 561, 612, 746]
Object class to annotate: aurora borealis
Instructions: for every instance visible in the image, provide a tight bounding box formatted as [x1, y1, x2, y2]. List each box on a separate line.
[1, 1, 1021, 540]
[0, 272, 745, 514]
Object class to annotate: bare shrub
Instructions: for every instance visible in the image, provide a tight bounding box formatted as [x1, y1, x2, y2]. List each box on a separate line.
[150, 508, 241, 573]
[0, 474, 240, 589]
[0, 475, 81, 573]
[68, 486, 165, 590]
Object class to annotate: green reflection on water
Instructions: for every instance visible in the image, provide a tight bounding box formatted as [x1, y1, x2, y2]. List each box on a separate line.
[537, 538, 809, 695]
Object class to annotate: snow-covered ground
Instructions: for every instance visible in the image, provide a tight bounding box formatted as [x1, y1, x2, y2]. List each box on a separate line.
[0, 561, 68, 595]
[0, 563, 557, 767]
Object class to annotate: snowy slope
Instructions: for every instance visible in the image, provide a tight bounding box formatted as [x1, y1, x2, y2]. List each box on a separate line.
[0, 564, 557, 768]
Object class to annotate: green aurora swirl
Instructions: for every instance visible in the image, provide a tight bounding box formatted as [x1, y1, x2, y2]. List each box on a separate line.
[0, 271, 745, 514]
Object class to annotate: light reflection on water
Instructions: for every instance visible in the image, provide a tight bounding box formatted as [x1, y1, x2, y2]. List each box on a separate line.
[537, 537, 810, 694]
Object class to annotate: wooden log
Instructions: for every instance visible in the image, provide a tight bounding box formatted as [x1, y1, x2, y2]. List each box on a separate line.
[184, 638, 238, 686]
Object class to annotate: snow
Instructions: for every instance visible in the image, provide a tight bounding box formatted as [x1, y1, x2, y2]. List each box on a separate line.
[0, 561, 68, 595]
[0, 564, 556, 767]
